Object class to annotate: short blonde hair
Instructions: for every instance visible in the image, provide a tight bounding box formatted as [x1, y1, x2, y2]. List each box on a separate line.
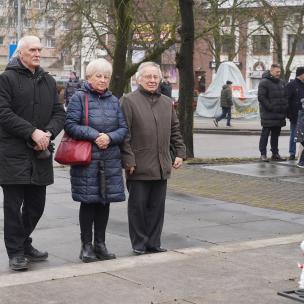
[136, 61, 162, 80]
[86, 58, 113, 78]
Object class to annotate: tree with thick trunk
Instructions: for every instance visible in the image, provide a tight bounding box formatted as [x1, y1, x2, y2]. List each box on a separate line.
[177, 0, 195, 158]
[110, 0, 132, 98]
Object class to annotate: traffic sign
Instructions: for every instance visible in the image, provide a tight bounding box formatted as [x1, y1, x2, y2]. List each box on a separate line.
[9, 44, 17, 60]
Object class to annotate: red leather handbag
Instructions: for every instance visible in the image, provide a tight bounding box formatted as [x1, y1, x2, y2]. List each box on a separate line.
[55, 94, 92, 165]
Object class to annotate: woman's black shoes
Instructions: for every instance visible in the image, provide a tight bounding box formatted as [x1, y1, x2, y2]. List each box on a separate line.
[94, 242, 116, 260]
[79, 243, 98, 263]
[79, 243, 116, 262]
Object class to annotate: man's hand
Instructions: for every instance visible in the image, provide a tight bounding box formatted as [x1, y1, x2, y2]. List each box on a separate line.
[172, 157, 183, 169]
[31, 129, 50, 151]
[95, 133, 110, 150]
[126, 165, 135, 175]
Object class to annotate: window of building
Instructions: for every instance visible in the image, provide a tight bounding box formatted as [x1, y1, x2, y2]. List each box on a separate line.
[33, 1, 44, 9]
[288, 34, 304, 54]
[294, 14, 302, 24]
[0, 17, 5, 26]
[252, 35, 270, 55]
[223, 16, 231, 27]
[45, 38, 56, 48]
[221, 35, 235, 54]
[0, 36, 4, 45]
[46, 18, 54, 28]
[23, 18, 31, 28]
[8, 17, 16, 27]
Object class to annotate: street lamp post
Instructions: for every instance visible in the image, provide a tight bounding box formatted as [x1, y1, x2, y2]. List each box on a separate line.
[17, 0, 21, 42]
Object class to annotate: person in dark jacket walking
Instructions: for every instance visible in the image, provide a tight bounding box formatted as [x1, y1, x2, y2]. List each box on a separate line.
[120, 62, 186, 255]
[213, 80, 233, 127]
[258, 64, 288, 162]
[64, 72, 83, 107]
[0, 36, 65, 271]
[286, 67, 304, 160]
[65, 58, 128, 263]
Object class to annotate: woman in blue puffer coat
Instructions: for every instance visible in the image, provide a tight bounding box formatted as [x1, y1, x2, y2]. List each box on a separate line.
[64, 58, 128, 263]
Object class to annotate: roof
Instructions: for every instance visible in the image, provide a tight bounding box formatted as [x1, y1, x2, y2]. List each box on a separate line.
[200, 0, 303, 9]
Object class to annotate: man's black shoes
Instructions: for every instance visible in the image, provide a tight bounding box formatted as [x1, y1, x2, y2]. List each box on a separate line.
[9, 256, 28, 271]
[271, 154, 286, 161]
[24, 245, 48, 262]
[260, 155, 269, 162]
[147, 247, 167, 253]
[133, 249, 146, 255]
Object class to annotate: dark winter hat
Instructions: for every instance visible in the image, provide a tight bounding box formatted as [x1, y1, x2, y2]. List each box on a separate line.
[226, 80, 233, 85]
[296, 67, 304, 77]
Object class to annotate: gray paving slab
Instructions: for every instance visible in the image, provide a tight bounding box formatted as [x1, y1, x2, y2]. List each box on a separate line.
[0, 234, 302, 303]
[205, 162, 304, 177]
[0, 241, 296, 304]
[193, 133, 291, 158]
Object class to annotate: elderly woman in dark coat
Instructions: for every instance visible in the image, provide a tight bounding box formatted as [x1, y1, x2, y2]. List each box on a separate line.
[65, 58, 128, 263]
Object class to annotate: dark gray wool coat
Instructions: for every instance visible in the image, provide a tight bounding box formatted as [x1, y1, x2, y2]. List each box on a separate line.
[64, 83, 128, 204]
[0, 58, 65, 185]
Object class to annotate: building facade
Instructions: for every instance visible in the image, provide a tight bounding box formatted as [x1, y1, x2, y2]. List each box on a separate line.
[193, 1, 304, 90]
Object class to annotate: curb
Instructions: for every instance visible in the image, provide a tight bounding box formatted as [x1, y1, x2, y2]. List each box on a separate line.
[193, 128, 290, 136]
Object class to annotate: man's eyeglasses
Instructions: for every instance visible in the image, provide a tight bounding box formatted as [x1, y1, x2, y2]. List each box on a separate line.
[142, 74, 160, 80]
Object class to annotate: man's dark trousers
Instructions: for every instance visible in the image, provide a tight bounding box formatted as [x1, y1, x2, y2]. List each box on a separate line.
[127, 180, 167, 251]
[259, 126, 281, 155]
[2, 184, 46, 257]
[216, 107, 231, 126]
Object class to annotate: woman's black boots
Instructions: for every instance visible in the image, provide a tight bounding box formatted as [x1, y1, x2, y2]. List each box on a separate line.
[94, 242, 116, 260]
[79, 243, 98, 263]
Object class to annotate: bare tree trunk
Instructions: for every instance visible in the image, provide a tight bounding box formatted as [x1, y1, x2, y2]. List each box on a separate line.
[177, 0, 194, 158]
[110, 0, 132, 98]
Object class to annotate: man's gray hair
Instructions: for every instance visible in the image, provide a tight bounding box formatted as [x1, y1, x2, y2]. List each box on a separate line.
[86, 58, 113, 77]
[16, 36, 41, 52]
[136, 61, 162, 80]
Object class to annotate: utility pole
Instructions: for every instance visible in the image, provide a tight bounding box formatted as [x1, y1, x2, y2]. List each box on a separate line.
[17, 0, 21, 42]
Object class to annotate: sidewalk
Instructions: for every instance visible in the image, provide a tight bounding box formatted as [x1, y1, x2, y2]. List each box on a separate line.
[1, 162, 304, 303]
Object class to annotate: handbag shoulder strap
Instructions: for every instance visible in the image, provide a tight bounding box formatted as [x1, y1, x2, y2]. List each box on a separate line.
[85, 93, 89, 126]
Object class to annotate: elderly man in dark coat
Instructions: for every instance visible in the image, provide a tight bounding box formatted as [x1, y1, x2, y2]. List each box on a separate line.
[0, 36, 65, 271]
[258, 64, 288, 162]
[120, 61, 186, 255]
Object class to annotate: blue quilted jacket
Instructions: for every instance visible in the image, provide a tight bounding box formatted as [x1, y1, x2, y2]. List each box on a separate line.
[64, 83, 128, 204]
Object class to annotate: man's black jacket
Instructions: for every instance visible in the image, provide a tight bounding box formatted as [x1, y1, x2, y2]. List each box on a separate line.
[0, 58, 65, 185]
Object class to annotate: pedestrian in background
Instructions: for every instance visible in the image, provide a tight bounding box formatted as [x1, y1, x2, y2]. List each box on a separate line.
[64, 58, 128, 263]
[258, 64, 288, 162]
[120, 61, 186, 255]
[286, 66, 304, 160]
[64, 71, 82, 107]
[159, 75, 172, 98]
[213, 80, 233, 127]
[0, 36, 65, 271]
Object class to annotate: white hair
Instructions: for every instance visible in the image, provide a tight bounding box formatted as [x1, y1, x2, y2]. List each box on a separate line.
[136, 61, 162, 80]
[17, 35, 41, 52]
[86, 58, 113, 78]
